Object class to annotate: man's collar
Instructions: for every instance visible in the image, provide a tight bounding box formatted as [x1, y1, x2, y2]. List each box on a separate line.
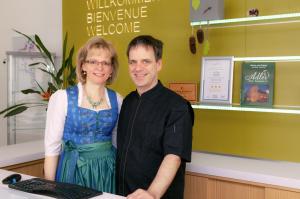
[134, 80, 164, 100]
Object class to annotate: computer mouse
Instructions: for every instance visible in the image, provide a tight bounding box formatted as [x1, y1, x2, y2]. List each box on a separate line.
[2, 173, 22, 184]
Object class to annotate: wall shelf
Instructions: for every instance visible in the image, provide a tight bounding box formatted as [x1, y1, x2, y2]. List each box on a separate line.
[190, 12, 300, 27]
[190, 11, 300, 113]
[192, 104, 300, 115]
[233, 56, 300, 62]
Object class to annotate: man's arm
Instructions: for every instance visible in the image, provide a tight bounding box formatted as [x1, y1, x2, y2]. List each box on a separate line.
[127, 154, 181, 199]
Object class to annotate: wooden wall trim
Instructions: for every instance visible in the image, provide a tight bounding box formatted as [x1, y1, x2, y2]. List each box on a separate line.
[186, 171, 300, 193]
[1, 159, 44, 170]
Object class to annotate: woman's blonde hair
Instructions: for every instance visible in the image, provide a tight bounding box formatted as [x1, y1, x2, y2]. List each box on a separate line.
[76, 36, 118, 85]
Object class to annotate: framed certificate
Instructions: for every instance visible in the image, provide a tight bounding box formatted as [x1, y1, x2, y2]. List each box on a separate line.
[200, 56, 234, 104]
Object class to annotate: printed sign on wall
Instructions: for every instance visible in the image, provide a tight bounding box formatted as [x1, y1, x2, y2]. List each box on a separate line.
[86, 0, 160, 36]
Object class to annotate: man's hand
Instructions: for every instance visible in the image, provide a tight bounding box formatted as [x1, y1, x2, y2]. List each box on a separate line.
[126, 154, 181, 199]
[127, 189, 155, 199]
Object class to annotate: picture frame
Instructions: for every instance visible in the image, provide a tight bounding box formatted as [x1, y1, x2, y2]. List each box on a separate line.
[169, 83, 197, 103]
[200, 56, 234, 104]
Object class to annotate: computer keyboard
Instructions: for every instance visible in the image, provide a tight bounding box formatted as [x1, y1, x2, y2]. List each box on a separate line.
[8, 178, 103, 199]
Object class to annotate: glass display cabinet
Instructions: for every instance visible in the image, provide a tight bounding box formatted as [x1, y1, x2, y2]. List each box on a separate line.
[6, 51, 52, 144]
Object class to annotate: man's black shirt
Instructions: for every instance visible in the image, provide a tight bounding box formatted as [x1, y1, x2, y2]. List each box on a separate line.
[116, 81, 193, 199]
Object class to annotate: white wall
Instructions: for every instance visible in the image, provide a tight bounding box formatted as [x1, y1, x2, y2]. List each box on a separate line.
[0, 0, 62, 146]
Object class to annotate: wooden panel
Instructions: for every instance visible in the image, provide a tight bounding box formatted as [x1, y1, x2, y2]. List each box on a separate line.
[1, 159, 44, 178]
[187, 171, 300, 193]
[207, 178, 217, 199]
[208, 179, 264, 199]
[184, 173, 207, 199]
[265, 188, 300, 199]
[185, 172, 300, 199]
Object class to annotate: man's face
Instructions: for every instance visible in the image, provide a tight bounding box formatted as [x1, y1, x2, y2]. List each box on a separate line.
[128, 45, 162, 94]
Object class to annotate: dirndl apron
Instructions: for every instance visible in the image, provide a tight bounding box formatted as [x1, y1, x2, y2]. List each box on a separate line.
[55, 85, 118, 193]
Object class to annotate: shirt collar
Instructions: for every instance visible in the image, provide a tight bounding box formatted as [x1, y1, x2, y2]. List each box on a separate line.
[134, 80, 164, 100]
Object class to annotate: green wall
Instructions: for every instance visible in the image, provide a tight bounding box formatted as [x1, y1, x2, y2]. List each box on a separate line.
[63, 0, 198, 95]
[63, 0, 300, 162]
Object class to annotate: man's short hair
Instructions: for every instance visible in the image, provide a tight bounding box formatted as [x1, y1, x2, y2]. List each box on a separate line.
[127, 35, 163, 61]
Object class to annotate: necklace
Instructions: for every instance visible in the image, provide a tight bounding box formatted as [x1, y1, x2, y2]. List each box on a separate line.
[86, 95, 103, 109]
[84, 86, 103, 109]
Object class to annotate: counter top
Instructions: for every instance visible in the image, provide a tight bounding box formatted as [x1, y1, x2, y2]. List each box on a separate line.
[0, 169, 125, 198]
[0, 140, 44, 167]
[1, 140, 300, 190]
[187, 152, 300, 190]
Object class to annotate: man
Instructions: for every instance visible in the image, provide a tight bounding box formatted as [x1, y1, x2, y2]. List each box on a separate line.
[116, 35, 194, 199]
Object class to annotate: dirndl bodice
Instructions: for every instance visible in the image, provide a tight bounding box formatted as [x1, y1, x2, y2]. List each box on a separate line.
[55, 85, 118, 193]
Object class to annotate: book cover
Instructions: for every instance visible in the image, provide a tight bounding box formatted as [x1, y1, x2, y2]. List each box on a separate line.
[240, 62, 275, 107]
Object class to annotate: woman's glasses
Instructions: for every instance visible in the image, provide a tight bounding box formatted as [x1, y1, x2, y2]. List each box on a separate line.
[85, 60, 111, 67]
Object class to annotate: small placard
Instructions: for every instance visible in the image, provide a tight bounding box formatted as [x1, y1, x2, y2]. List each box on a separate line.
[169, 83, 197, 102]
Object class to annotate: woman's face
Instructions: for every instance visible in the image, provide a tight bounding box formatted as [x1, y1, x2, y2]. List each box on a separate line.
[82, 47, 113, 85]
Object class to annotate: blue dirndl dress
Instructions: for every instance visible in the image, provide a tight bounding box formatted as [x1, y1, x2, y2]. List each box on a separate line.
[55, 85, 118, 193]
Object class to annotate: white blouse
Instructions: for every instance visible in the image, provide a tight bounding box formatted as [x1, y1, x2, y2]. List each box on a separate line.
[44, 83, 123, 156]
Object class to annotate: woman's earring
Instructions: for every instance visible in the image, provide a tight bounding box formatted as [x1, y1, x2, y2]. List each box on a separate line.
[83, 71, 87, 75]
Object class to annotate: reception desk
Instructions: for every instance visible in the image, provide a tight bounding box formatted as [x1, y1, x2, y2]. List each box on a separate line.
[0, 140, 45, 177]
[1, 140, 300, 198]
[185, 153, 300, 199]
[0, 140, 44, 168]
[187, 152, 300, 190]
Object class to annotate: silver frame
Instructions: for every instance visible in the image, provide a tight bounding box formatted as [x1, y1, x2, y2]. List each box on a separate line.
[200, 56, 234, 105]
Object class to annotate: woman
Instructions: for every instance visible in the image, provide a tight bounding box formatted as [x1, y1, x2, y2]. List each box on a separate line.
[44, 36, 122, 193]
